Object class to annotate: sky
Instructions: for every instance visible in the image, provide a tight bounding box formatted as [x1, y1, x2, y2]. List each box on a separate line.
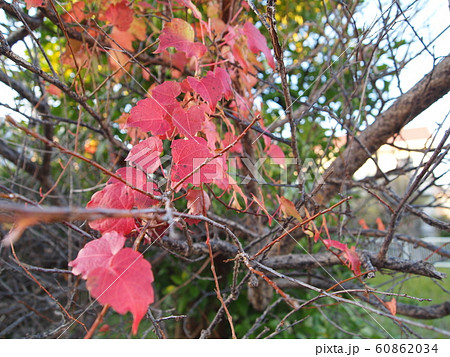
[353, 0, 450, 187]
[360, 0, 449, 133]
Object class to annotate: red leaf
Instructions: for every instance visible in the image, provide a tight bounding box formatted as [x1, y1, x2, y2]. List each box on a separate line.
[376, 217, 386, 231]
[86, 248, 154, 335]
[266, 144, 285, 167]
[222, 132, 243, 154]
[358, 218, 369, 230]
[108, 167, 160, 209]
[98, 324, 110, 333]
[160, 50, 188, 71]
[69, 231, 126, 279]
[187, 188, 211, 216]
[151, 81, 181, 106]
[25, 0, 46, 9]
[110, 27, 135, 52]
[214, 67, 233, 100]
[323, 239, 348, 252]
[125, 137, 163, 174]
[105, 1, 134, 32]
[385, 298, 397, 316]
[188, 72, 224, 111]
[127, 97, 171, 136]
[172, 105, 206, 138]
[314, 231, 321, 243]
[175, 0, 202, 21]
[324, 240, 362, 276]
[108, 167, 147, 187]
[87, 183, 135, 234]
[251, 193, 273, 225]
[46, 84, 62, 97]
[242, 22, 275, 70]
[154, 18, 206, 58]
[344, 246, 362, 276]
[186, 188, 211, 225]
[201, 118, 220, 151]
[170, 138, 226, 188]
[62, 1, 85, 23]
[279, 196, 302, 221]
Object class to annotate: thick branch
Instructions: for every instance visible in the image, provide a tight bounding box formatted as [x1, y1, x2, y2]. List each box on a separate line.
[359, 293, 450, 320]
[315, 55, 450, 206]
[278, 276, 450, 320]
[263, 251, 445, 279]
[0, 39, 127, 152]
[0, 1, 43, 47]
[0, 70, 49, 113]
[0, 138, 56, 195]
[331, 227, 450, 259]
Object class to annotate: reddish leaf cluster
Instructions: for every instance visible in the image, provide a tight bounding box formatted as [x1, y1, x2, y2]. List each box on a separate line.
[323, 240, 362, 276]
[87, 167, 160, 235]
[68, 1, 287, 336]
[69, 232, 154, 334]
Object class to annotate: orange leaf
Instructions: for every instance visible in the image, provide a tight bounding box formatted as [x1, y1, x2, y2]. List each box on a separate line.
[279, 196, 302, 222]
[251, 194, 273, 225]
[358, 218, 369, 230]
[105, 0, 134, 32]
[25, 0, 46, 9]
[385, 298, 397, 316]
[376, 217, 386, 231]
[154, 18, 206, 58]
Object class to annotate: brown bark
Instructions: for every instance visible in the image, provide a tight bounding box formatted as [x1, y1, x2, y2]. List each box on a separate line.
[314, 55, 450, 206]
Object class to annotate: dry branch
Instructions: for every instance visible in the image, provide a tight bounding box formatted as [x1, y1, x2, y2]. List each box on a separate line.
[315, 55, 450, 206]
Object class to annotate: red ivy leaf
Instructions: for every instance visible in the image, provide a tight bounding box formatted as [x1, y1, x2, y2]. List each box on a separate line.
[105, 0, 134, 32]
[151, 81, 181, 107]
[86, 183, 135, 234]
[242, 21, 276, 70]
[154, 18, 206, 58]
[110, 27, 135, 52]
[127, 97, 171, 136]
[266, 144, 286, 167]
[69, 231, 126, 279]
[187, 188, 211, 215]
[214, 67, 233, 100]
[170, 138, 226, 188]
[87, 248, 154, 335]
[125, 137, 163, 175]
[62, 1, 85, 23]
[186, 188, 211, 225]
[222, 132, 243, 154]
[108, 167, 148, 187]
[202, 118, 220, 151]
[279, 196, 302, 221]
[314, 231, 321, 243]
[324, 240, 362, 276]
[108, 167, 160, 209]
[376, 217, 386, 231]
[385, 298, 397, 316]
[344, 246, 362, 276]
[251, 193, 273, 225]
[25, 0, 46, 9]
[188, 72, 224, 111]
[323, 239, 348, 252]
[172, 105, 206, 138]
[175, 0, 202, 21]
[358, 218, 369, 230]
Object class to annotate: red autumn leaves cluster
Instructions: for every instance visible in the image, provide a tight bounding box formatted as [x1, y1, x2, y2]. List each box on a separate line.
[69, 232, 154, 335]
[23, 0, 367, 335]
[50, 0, 360, 336]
